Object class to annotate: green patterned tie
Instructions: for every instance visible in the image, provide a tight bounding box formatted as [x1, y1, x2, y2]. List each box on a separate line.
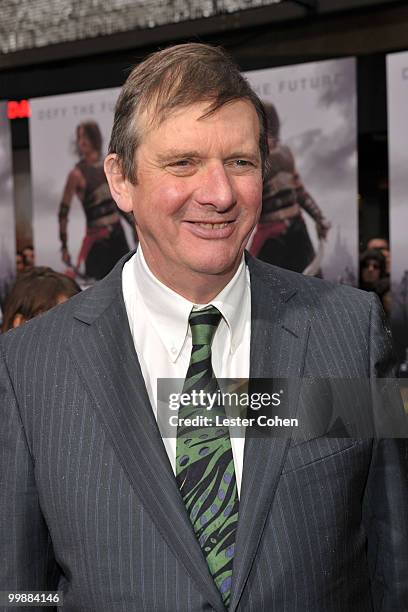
[176, 305, 239, 608]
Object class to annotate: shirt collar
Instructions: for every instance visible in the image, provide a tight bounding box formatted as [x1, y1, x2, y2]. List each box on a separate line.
[133, 247, 248, 362]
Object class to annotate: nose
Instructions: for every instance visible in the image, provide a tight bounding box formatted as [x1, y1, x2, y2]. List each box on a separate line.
[195, 161, 236, 211]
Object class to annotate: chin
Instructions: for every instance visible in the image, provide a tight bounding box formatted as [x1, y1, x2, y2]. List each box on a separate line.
[185, 251, 241, 277]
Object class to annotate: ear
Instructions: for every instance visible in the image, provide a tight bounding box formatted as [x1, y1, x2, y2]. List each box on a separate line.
[104, 154, 134, 213]
[12, 313, 26, 328]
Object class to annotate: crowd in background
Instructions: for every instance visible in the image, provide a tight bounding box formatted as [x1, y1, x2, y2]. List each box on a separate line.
[0, 234, 393, 335]
[360, 237, 391, 316]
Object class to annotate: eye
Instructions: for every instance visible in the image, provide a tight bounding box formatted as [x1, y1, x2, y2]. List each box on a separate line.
[227, 159, 258, 172]
[235, 159, 253, 166]
[169, 159, 191, 166]
[166, 159, 197, 175]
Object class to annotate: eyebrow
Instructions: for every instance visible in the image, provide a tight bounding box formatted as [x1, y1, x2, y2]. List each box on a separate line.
[226, 151, 261, 163]
[156, 150, 201, 162]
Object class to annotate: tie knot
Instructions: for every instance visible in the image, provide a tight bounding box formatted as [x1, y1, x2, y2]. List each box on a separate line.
[189, 305, 222, 346]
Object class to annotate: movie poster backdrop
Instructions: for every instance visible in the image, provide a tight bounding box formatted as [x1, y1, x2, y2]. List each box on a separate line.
[387, 51, 408, 368]
[29, 62, 357, 286]
[244, 58, 358, 283]
[0, 101, 16, 316]
[29, 87, 139, 286]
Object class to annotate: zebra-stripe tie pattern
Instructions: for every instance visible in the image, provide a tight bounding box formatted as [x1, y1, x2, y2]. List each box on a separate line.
[176, 305, 239, 608]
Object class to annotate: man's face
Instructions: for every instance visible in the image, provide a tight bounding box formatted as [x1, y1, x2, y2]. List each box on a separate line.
[120, 100, 262, 291]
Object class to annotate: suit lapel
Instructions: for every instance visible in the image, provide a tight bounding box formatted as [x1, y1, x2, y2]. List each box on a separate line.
[229, 257, 311, 612]
[69, 257, 226, 612]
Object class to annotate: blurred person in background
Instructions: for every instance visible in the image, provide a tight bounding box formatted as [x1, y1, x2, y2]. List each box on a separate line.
[58, 121, 136, 281]
[359, 248, 386, 292]
[22, 244, 35, 270]
[365, 238, 391, 316]
[359, 248, 392, 317]
[1, 266, 80, 333]
[367, 236, 390, 276]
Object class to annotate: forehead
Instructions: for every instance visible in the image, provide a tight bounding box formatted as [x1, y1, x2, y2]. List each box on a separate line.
[139, 99, 260, 151]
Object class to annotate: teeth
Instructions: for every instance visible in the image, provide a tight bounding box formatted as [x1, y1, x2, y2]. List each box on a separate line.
[197, 223, 230, 229]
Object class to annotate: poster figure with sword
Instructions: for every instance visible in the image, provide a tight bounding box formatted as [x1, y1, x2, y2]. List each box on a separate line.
[58, 120, 137, 282]
[249, 103, 331, 276]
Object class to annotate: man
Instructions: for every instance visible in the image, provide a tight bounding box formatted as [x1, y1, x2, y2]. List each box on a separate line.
[58, 121, 134, 281]
[1, 43, 407, 612]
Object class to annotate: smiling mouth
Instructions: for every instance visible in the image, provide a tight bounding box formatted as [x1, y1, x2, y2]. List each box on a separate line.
[188, 221, 233, 229]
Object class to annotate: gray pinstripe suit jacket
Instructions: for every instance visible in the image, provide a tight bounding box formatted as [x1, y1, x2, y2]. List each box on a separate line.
[1, 253, 407, 612]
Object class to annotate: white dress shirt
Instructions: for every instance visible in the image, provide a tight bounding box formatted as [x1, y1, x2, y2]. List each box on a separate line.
[122, 247, 251, 496]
